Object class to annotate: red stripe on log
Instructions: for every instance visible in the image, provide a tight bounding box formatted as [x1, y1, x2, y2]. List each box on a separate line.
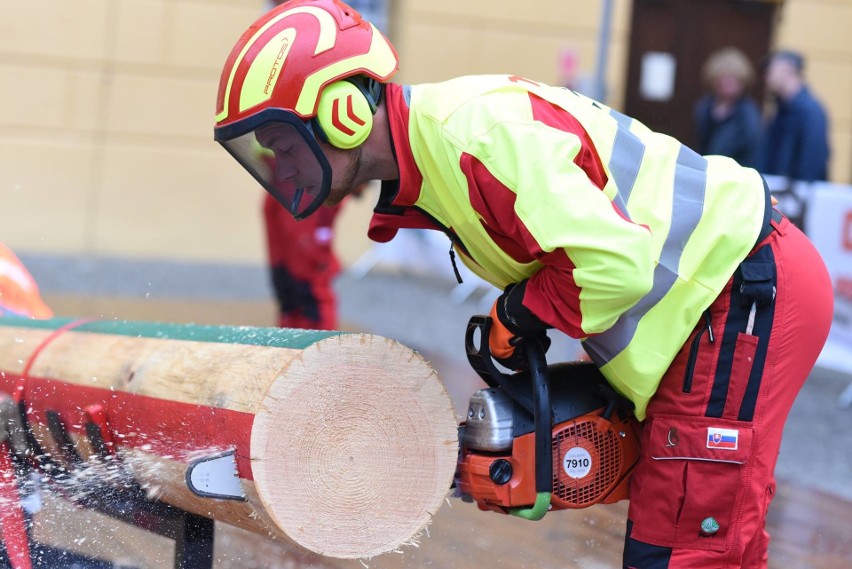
[0, 373, 255, 481]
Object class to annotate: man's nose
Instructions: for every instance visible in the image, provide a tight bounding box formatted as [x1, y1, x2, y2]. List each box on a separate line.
[274, 157, 297, 181]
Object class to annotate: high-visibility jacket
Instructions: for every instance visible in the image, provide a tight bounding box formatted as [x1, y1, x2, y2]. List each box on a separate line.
[0, 244, 53, 319]
[369, 76, 769, 419]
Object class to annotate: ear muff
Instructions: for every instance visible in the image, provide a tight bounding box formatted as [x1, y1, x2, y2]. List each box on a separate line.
[313, 80, 375, 149]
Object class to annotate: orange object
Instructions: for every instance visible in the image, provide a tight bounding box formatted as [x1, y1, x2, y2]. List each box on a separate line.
[456, 324, 641, 518]
[488, 301, 516, 360]
[0, 244, 52, 319]
[457, 404, 640, 513]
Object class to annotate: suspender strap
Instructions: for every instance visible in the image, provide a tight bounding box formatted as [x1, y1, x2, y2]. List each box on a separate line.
[706, 244, 778, 420]
[739, 253, 777, 309]
[754, 177, 774, 247]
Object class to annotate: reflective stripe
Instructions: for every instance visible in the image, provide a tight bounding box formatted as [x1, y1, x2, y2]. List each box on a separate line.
[295, 24, 398, 115]
[585, 145, 708, 365]
[607, 109, 644, 215]
[217, 7, 337, 122]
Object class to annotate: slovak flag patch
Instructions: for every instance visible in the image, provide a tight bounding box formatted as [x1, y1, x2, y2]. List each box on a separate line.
[707, 427, 739, 450]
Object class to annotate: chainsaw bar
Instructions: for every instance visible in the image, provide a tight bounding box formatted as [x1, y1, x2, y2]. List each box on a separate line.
[185, 449, 245, 501]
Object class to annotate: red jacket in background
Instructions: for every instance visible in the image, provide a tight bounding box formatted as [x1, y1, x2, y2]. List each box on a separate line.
[263, 194, 342, 330]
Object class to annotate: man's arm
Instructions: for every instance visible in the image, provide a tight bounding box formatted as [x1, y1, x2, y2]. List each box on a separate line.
[463, 119, 655, 339]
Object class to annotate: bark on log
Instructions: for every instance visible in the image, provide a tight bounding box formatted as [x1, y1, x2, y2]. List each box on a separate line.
[0, 317, 459, 559]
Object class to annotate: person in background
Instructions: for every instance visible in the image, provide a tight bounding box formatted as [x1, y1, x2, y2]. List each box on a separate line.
[263, 193, 343, 329]
[758, 49, 830, 182]
[213, 2, 833, 566]
[260, 0, 346, 330]
[0, 243, 52, 319]
[693, 47, 762, 168]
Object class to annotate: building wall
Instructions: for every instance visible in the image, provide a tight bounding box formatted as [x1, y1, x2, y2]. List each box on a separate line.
[0, 0, 268, 264]
[0, 0, 849, 270]
[773, 0, 851, 188]
[392, 0, 632, 115]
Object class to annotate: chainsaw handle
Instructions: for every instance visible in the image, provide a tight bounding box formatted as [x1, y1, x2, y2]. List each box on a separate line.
[522, 333, 554, 505]
[465, 315, 553, 518]
[465, 315, 534, 414]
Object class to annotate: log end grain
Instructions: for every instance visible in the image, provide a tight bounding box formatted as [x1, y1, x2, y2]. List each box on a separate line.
[250, 333, 459, 559]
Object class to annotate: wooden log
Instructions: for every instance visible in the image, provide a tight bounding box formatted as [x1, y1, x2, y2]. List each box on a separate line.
[0, 317, 459, 559]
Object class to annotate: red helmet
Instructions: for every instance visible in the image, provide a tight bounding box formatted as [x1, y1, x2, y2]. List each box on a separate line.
[214, 0, 398, 218]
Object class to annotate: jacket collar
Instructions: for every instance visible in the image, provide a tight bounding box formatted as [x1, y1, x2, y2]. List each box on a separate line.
[368, 83, 431, 243]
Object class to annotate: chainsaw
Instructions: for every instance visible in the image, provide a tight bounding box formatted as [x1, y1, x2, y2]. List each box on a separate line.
[454, 315, 641, 520]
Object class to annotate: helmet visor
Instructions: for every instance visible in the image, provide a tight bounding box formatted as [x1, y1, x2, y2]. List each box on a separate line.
[215, 110, 331, 219]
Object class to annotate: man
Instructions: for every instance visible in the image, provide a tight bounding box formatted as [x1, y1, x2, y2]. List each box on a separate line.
[759, 50, 830, 182]
[213, 1, 833, 567]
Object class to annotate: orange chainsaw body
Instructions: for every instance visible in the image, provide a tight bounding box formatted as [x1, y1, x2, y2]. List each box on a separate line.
[459, 316, 642, 517]
[457, 404, 640, 513]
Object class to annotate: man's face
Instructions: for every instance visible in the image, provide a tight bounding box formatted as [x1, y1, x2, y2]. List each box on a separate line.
[251, 120, 331, 218]
[254, 121, 362, 214]
[256, 122, 320, 192]
[765, 58, 794, 95]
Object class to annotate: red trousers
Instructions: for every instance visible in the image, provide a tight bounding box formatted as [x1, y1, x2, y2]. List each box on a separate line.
[275, 285, 338, 330]
[623, 214, 833, 568]
[263, 194, 342, 330]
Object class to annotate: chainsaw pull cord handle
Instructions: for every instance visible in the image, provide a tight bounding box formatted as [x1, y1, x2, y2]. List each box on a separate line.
[464, 315, 553, 520]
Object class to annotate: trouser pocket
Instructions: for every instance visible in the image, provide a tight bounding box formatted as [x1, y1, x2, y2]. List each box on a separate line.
[628, 414, 753, 552]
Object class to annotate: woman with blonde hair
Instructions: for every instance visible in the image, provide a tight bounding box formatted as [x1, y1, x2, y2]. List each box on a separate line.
[694, 47, 762, 167]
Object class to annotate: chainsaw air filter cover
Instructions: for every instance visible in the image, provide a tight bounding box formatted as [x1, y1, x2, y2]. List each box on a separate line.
[551, 411, 639, 508]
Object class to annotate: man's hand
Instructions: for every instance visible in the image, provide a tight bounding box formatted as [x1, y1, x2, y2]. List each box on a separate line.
[488, 281, 550, 370]
[488, 301, 518, 361]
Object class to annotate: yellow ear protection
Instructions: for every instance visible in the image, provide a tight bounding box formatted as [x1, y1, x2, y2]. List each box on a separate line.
[312, 78, 381, 149]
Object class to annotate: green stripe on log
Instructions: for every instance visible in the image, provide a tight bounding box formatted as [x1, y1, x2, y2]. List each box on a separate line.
[0, 316, 341, 349]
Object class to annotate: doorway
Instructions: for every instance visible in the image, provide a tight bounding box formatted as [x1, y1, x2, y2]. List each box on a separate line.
[623, 0, 781, 148]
